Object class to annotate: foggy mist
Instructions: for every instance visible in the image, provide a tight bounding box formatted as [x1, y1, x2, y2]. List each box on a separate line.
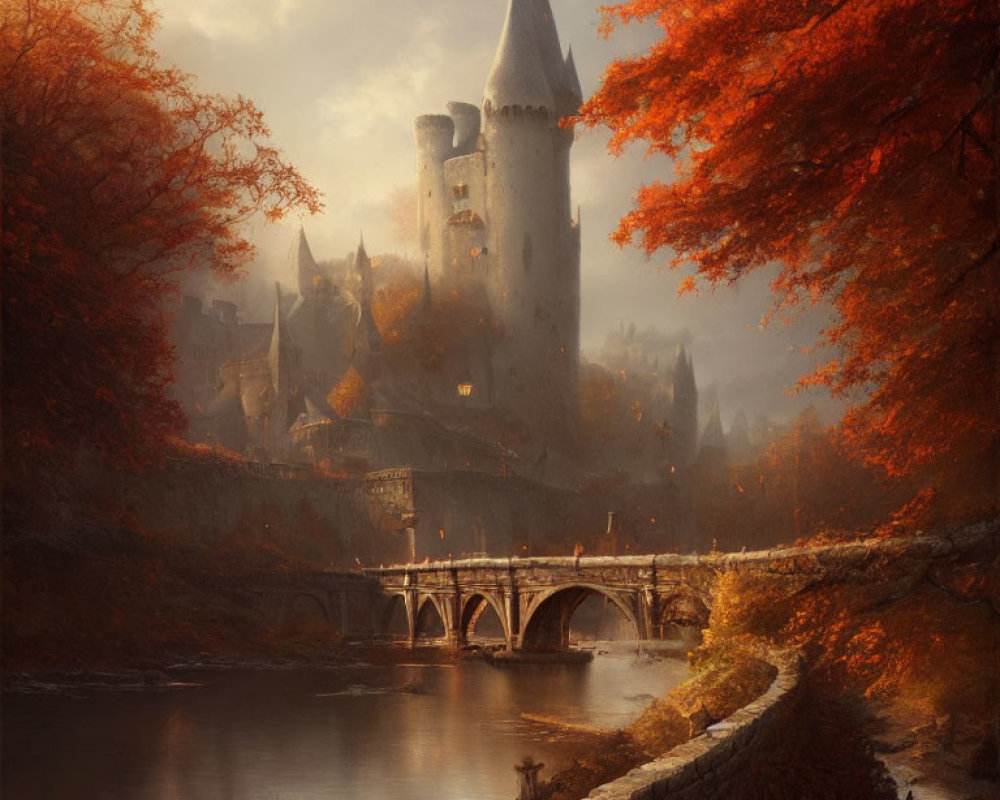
[153, 0, 842, 427]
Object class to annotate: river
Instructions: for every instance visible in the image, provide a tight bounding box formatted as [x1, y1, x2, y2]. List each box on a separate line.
[3, 643, 689, 800]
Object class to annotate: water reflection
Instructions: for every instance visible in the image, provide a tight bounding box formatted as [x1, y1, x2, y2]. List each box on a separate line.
[3, 646, 689, 800]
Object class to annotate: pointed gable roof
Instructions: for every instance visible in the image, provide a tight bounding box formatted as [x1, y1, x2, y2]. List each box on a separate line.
[484, 0, 554, 112]
[701, 399, 726, 450]
[355, 232, 373, 306]
[268, 282, 291, 399]
[530, 0, 567, 96]
[562, 46, 583, 107]
[673, 343, 695, 388]
[294, 227, 321, 296]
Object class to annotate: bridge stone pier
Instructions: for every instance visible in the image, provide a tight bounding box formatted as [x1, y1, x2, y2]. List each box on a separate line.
[364, 522, 997, 651]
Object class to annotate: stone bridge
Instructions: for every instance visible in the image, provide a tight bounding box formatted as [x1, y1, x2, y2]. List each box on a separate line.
[243, 572, 380, 638]
[362, 523, 996, 650]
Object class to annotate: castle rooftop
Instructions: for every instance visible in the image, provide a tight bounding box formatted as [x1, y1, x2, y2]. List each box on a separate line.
[533, 0, 568, 92]
[484, 0, 555, 112]
[563, 46, 583, 106]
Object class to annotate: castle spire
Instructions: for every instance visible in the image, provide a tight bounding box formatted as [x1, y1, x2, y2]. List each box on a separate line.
[563, 46, 583, 109]
[484, 0, 554, 112]
[701, 397, 725, 450]
[268, 281, 289, 400]
[355, 233, 373, 306]
[294, 226, 321, 296]
[531, 0, 568, 97]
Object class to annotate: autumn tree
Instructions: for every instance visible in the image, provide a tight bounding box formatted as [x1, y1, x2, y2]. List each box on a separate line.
[327, 365, 371, 419]
[1, 0, 321, 471]
[576, 0, 1000, 520]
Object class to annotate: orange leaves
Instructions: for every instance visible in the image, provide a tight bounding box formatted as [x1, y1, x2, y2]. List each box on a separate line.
[328, 366, 370, 419]
[676, 275, 699, 297]
[372, 277, 423, 344]
[575, 0, 1000, 514]
[2, 0, 320, 472]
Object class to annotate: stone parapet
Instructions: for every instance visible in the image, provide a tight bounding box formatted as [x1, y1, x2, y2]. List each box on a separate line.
[365, 521, 998, 576]
[587, 649, 804, 800]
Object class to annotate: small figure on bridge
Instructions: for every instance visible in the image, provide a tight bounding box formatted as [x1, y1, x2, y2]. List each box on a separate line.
[514, 756, 544, 800]
[573, 542, 585, 557]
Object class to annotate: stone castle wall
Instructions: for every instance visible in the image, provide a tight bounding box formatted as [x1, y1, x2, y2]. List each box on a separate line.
[79, 456, 592, 569]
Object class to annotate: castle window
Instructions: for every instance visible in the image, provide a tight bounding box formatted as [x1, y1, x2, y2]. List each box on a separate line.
[452, 183, 469, 200]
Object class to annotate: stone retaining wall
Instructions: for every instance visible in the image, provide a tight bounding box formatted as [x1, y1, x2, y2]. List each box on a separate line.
[587, 649, 804, 800]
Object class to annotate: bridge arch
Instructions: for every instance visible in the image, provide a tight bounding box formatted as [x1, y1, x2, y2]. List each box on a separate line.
[414, 594, 447, 640]
[380, 592, 411, 640]
[657, 589, 711, 631]
[520, 583, 641, 650]
[459, 592, 510, 645]
[285, 593, 331, 627]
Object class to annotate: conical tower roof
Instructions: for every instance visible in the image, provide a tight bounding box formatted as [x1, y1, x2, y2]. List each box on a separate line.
[268, 282, 292, 400]
[673, 343, 696, 394]
[484, 0, 554, 112]
[293, 227, 321, 296]
[354, 233, 373, 306]
[530, 0, 567, 96]
[562, 46, 583, 107]
[701, 399, 726, 450]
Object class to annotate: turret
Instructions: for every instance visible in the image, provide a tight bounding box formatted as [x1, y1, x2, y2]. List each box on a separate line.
[268, 282, 295, 404]
[478, 0, 580, 423]
[415, 114, 455, 275]
[560, 46, 583, 116]
[293, 227, 321, 296]
[448, 101, 481, 155]
[728, 408, 754, 463]
[412, 0, 581, 430]
[355, 233, 373, 307]
[483, 0, 554, 114]
[700, 399, 726, 452]
[671, 344, 698, 468]
[352, 237, 381, 360]
[267, 281, 301, 455]
[531, 0, 569, 100]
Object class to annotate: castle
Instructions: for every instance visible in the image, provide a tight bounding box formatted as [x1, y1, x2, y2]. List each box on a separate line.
[415, 0, 582, 422]
[174, 0, 587, 461]
[169, 0, 705, 557]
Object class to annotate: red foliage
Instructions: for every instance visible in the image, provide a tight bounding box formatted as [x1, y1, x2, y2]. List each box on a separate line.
[2, 0, 321, 471]
[328, 365, 371, 419]
[372, 273, 499, 375]
[575, 0, 999, 514]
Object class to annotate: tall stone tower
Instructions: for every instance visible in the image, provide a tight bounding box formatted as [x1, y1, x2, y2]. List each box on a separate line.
[415, 0, 582, 422]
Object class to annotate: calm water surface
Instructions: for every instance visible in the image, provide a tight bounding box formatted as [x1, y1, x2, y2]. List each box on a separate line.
[3, 643, 689, 800]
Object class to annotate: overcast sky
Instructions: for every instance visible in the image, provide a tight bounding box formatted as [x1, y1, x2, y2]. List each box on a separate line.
[152, 0, 842, 426]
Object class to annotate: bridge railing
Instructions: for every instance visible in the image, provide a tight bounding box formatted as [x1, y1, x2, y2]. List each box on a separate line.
[360, 521, 996, 577]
